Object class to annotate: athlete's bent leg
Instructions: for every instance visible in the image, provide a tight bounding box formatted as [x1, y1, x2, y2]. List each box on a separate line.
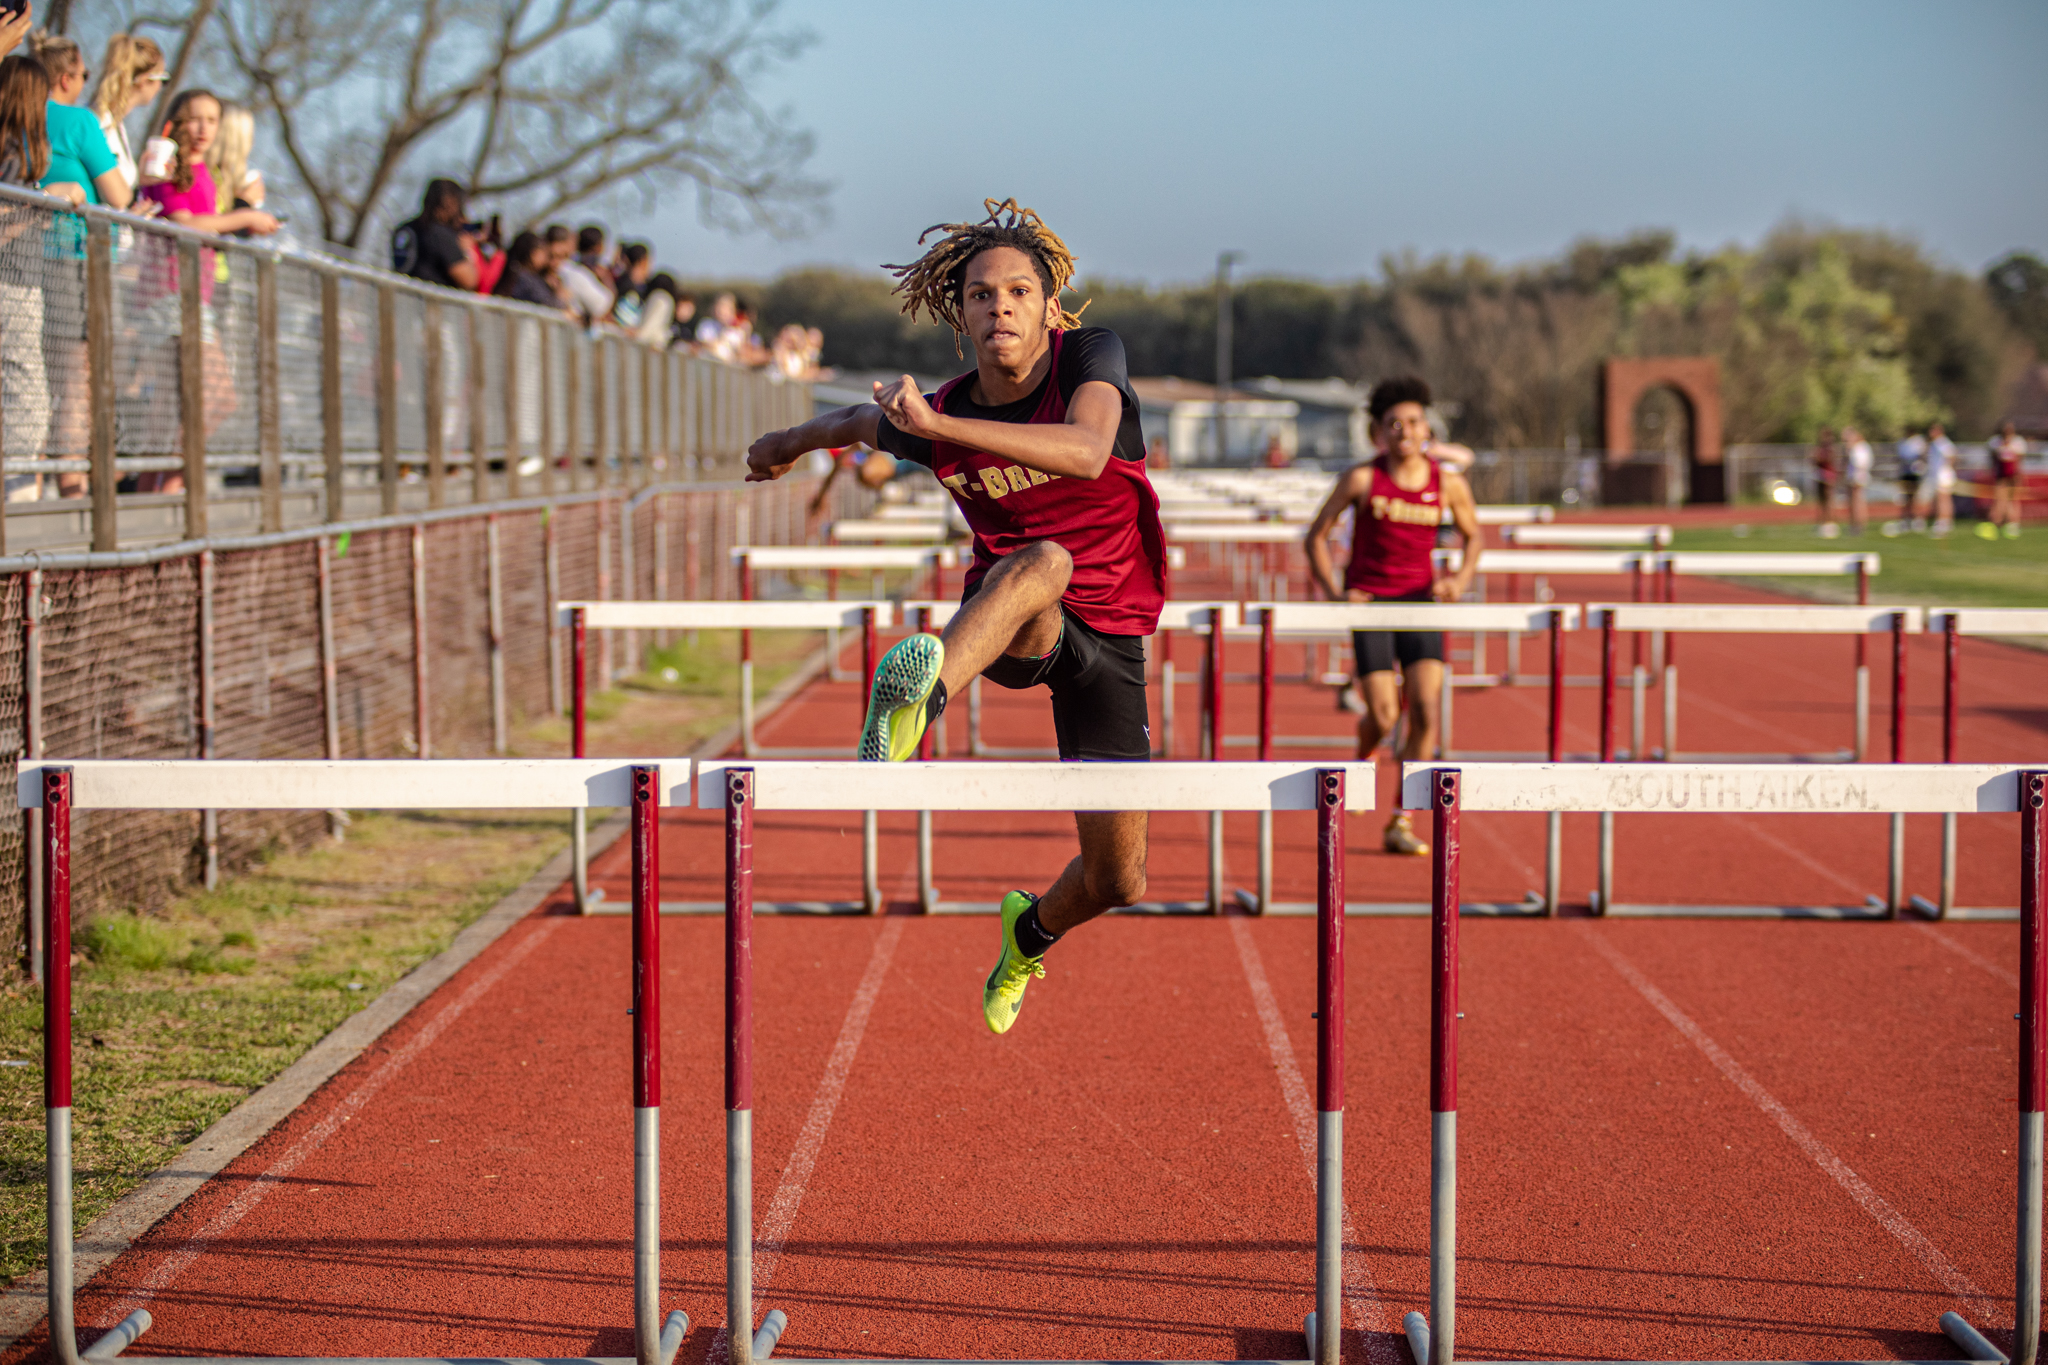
[1038, 810, 1150, 935]
[938, 539, 1072, 694]
[1401, 658, 1444, 761]
[1356, 671, 1402, 759]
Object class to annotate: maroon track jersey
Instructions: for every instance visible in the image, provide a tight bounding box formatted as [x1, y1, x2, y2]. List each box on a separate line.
[1344, 455, 1442, 598]
[876, 327, 1167, 637]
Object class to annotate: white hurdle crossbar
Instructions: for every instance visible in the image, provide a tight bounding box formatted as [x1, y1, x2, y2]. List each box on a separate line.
[1236, 603, 1582, 914]
[1921, 607, 2048, 921]
[706, 760, 1368, 1365]
[18, 758, 691, 1365]
[1589, 607, 1923, 917]
[1398, 760, 2034, 1365]
[562, 600, 896, 915]
[1503, 523, 1672, 548]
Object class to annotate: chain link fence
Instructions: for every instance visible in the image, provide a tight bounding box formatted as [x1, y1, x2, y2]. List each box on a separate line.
[2, 471, 869, 974]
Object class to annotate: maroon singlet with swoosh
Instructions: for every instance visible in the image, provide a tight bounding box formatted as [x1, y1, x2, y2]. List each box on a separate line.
[927, 329, 1168, 636]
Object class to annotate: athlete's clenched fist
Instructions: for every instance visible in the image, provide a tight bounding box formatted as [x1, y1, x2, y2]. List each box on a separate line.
[873, 375, 941, 439]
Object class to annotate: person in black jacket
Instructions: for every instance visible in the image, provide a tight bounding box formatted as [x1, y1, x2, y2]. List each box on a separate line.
[491, 230, 566, 313]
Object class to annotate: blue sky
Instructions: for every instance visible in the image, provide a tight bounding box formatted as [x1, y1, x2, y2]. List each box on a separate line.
[622, 0, 2046, 286]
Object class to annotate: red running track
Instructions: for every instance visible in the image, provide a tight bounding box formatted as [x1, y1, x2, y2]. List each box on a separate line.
[12, 570, 2042, 1362]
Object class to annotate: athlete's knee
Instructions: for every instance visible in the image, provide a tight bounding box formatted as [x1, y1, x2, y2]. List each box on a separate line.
[1084, 857, 1147, 908]
[1009, 539, 1073, 589]
[1366, 696, 1402, 731]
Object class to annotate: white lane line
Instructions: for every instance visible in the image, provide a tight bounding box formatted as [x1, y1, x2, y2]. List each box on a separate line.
[99, 917, 562, 1323]
[1229, 918, 1397, 1365]
[1914, 922, 2021, 989]
[752, 916, 904, 1293]
[1724, 812, 1873, 899]
[1577, 923, 2001, 1330]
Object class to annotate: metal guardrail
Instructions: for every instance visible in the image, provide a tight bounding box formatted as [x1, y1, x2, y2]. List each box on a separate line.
[0, 183, 809, 556]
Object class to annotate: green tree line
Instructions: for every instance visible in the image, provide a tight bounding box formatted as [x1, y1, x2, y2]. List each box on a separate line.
[695, 224, 2047, 447]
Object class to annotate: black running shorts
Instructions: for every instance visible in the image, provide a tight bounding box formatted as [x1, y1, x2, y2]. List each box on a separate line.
[1351, 590, 1444, 677]
[969, 589, 1152, 762]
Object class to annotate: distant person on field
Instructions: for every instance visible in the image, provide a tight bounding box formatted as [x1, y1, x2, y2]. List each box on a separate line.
[1810, 426, 1838, 527]
[1986, 421, 2025, 539]
[1841, 425, 1872, 535]
[391, 179, 478, 291]
[1145, 435, 1170, 470]
[1263, 432, 1290, 468]
[1895, 429, 1927, 529]
[1304, 374, 1482, 858]
[1925, 421, 1957, 537]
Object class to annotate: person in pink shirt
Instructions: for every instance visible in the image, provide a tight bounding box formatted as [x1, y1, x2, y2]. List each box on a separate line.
[136, 88, 276, 490]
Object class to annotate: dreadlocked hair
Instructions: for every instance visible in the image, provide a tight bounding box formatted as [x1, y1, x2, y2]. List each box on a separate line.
[884, 198, 1088, 343]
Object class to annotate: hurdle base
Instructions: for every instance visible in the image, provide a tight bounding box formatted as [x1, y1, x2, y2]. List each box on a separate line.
[95, 1310, 689, 1365]
[1398, 1309, 1997, 1365]
[1908, 894, 2020, 921]
[1240, 889, 1547, 917]
[927, 899, 1222, 915]
[1588, 892, 1892, 920]
[651, 900, 871, 915]
[1664, 748, 1857, 765]
[746, 745, 860, 759]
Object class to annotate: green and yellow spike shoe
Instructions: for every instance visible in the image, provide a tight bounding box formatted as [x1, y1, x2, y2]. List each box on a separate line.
[983, 890, 1047, 1035]
[858, 634, 945, 762]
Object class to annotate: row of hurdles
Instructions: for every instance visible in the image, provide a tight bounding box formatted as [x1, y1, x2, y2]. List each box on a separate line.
[20, 755, 2038, 1365]
[563, 596, 2048, 922]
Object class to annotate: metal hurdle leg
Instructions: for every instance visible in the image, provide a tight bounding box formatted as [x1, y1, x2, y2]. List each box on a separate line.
[2006, 770, 2048, 1365]
[1596, 609, 1616, 915]
[1306, 769, 1346, 1365]
[1546, 610, 1564, 915]
[725, 768, 790, 1364]
[1889, 611, 1907, 918]
[628, 766, 687, 1365]
[1403, 767, 1460, 1365]
[572, 606, 599, 913]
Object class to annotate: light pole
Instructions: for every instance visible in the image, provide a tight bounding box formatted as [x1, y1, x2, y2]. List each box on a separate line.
[1214, 250, 1243, 464]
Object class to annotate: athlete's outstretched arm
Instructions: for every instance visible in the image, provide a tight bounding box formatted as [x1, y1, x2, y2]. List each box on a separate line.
[1303, 465, 1372, 601]
[1432, 470, 1485, 602]
[874, 375, 1124, 480]
[746, 404, 882, 482]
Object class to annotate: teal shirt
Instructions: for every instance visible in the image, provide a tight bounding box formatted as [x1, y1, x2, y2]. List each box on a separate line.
[41, 101, 116, 203]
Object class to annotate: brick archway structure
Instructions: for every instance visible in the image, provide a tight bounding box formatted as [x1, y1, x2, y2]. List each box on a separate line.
[1601, 357, 1725, 503]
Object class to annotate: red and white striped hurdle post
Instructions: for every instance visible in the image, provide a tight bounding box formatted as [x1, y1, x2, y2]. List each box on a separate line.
[723, 767, 784, 1365]
[1888, 610, 1908, 916]
[629, 765, 663, 1365]
[1312, 767, 1345, 1365]
[2023, 769, 2046, 1364]
[1597, 608, 1617, 913]
[1422, 766, 1461, 1365]
[1545, 608, 1565, 914]
[570, 606, 593, 911]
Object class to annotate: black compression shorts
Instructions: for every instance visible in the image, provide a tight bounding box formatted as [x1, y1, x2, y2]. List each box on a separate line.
[1351, 590, 1444, 677]
[968, 587, 1151, 762]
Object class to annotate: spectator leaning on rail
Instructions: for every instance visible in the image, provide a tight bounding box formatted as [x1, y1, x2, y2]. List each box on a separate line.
[548, 223, 613, 325]
[492, 230, 568, 313]
[202, 102, 265, 231]
[392, 179, 479, 292]
[30, 32, 129, 209]
[87, 33, 162, 197]
[610, 242, 652, 328]
[0, 53, 62, 502]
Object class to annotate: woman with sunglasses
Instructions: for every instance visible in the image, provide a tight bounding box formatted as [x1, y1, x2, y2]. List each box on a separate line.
[88, 33, 164, 197]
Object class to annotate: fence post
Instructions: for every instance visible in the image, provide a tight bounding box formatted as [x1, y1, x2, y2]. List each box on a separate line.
[546, 507, 563, 716]
[538, 324, 555, 496]
[468, 306, 488, 503]
[566, 331, 583, 491]
[197, 548, 217, 889]
[256, 256, 282, 533]
[21, 568, 41, 981]
[412, 524, 430, 758]
[85, 220, 116, 551]
[375, 284, 399, 514]
[178, 238, 206, 538]
[640, 346, 655, 486]
[597, 500, 613, 685]
[317, 538, 343, 839]
[683, 357, 698, 480]
[423, 299, 446, 509]
[320, 273, 344, 522]
[504, 314, 523, 499]
[593, 338, 610, 487]
[487, 514, 507, 753]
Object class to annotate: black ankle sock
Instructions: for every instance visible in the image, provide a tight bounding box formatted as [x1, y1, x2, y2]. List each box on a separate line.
[925, 678, 948, 725]
[1013, 901, 1059, 958]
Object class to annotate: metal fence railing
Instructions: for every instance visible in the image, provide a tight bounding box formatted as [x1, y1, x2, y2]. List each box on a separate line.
[3, 471, 871, 975]
[0, 184, 812, 556]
